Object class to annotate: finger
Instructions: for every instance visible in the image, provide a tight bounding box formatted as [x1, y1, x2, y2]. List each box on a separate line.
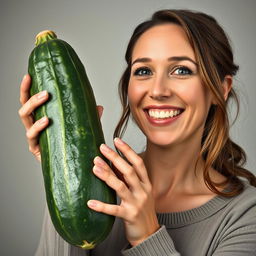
[26, 116, 49, 152]
[18, 91, 49, 130]
[97, 105, 104, 119]
[95, 157, 127, 187]
[29, 143, 42, 162]
[87, 200, 124, 219]
[99, 144, 142, 191]
[113, 138, 150, 185]
[110, 163, 126, 185]
[33, 146, 42, 162]
[93, 157, 131, 200]
[20, 74, 31, 105]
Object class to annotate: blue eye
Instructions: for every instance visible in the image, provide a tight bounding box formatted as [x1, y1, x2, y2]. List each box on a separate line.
[134, 67, 152, 76]
[173, 66, 192, 75]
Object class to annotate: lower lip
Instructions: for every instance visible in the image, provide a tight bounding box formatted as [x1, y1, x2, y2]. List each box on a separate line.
[144, 110, 183, 126]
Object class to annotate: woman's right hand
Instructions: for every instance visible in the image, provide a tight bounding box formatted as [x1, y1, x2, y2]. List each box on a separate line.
[18, 74, 104, 163]
[18, 74, 49, 162]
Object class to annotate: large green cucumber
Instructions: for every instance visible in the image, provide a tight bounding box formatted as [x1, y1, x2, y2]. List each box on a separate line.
[28, 30, 116, 249]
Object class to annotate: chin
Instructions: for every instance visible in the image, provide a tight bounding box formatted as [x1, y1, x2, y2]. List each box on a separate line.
[146, 132, 179, 148]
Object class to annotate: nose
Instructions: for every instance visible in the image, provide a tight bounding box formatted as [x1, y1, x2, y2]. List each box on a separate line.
[149, 75, 171, 100]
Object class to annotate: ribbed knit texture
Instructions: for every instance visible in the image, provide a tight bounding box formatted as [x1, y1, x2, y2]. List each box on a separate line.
[157, 194, 230, 228]
[34, 182, 256, 256]
[122, 226, 180, 256]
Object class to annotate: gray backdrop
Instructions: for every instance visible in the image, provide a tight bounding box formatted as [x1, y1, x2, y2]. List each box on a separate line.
[1, 0, 255, 255]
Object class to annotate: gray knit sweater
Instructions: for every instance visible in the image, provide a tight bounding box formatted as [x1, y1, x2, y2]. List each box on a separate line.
[35, 182, 256, 256]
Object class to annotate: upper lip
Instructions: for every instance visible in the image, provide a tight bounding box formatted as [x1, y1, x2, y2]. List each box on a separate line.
[143, 105, 185, 110]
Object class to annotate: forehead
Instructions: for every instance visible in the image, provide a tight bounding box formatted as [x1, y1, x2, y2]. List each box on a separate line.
[132, 23, 196, 61]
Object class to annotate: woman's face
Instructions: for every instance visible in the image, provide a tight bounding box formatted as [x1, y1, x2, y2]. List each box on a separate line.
[128, 23, 214, 148]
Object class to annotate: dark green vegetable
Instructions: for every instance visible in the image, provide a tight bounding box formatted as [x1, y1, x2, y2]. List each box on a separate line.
[28, 30, 116, 249]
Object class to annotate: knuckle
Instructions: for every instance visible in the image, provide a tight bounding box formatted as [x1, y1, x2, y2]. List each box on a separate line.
[135, 156, 144, 168]
[103, 169, 111, 180]
[18, 108, 25, 118]
[130, 208, 139, 220]
[140, 192, 148, 202]
[26, 129, 34, 140]
[111, 153, 120, 166]
[26, 130, 31, 139]
[137, 190, 148, 205]
[116, 181, 126, 193]
[125, 167, 133, 176]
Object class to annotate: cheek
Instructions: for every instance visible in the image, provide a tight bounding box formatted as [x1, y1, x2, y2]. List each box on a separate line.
[127, 82, 146, 109]
[179, 80, 211, 109]
[127, 82, 147, 129]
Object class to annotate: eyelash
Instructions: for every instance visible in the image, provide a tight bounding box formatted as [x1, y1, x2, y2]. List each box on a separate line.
[133, 67, 152, 76]
[172, 66, 193, 76]
[133, 66, 193, 77]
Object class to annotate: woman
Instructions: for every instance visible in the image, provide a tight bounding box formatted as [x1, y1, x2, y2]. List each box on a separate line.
[19, 9, 256, 256]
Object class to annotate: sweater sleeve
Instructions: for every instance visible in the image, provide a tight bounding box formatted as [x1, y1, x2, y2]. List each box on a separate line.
[34, 205, 89, 256]
[34, 205, 71, 256]
[212, 185, 256, 256]
[212, 225, 256, 255]
[121, 226, 180, 256]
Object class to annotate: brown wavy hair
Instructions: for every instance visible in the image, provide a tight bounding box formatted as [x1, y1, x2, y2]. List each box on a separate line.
[113, 9, 256, 196]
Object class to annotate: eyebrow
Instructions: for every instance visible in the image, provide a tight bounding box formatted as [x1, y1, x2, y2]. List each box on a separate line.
[131, 56, 198, 66]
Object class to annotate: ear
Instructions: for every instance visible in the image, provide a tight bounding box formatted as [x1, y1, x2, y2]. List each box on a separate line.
[211, 75, 233, 105]
[222, 75, 233, 101]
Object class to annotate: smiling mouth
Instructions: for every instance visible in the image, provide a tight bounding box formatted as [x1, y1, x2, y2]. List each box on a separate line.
[144, 107, 184, 119]
[143, 107, 184, 125]
[147, 109, 182, 119]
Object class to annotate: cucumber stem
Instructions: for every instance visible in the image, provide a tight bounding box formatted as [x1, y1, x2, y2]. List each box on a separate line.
[35, 30, 57, 46]
[80, 240, 96, 250]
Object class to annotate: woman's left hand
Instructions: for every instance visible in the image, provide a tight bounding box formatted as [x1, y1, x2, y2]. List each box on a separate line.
[87, 137, 160, 247]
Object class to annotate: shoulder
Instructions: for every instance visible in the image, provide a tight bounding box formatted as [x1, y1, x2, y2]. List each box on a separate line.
[230, 181, 256, 205]
[222, 181, 256, 227]
[212, 182, 256, 254]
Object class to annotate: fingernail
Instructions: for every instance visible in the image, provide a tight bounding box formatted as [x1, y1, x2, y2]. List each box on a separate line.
[100, 144, 111, 153]
[37, 91, 47, 99]
[94, 156, 106, 166]
[87, 200, 97, 208]
[93, 165, 104, 174]
[114, 137, 124, 145]
[38, 116, 47, 124]
[23, 74, 27, 81]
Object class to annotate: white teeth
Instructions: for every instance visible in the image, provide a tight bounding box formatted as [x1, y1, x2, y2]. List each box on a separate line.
[148, 109, 181, 119]
[159, 111, 165, 118]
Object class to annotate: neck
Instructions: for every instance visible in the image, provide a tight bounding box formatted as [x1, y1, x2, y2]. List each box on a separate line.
[141, 138, 208, 199]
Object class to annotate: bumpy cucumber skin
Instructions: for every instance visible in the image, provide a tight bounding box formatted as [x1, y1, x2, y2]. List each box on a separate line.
[28, 38, 116, 249]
